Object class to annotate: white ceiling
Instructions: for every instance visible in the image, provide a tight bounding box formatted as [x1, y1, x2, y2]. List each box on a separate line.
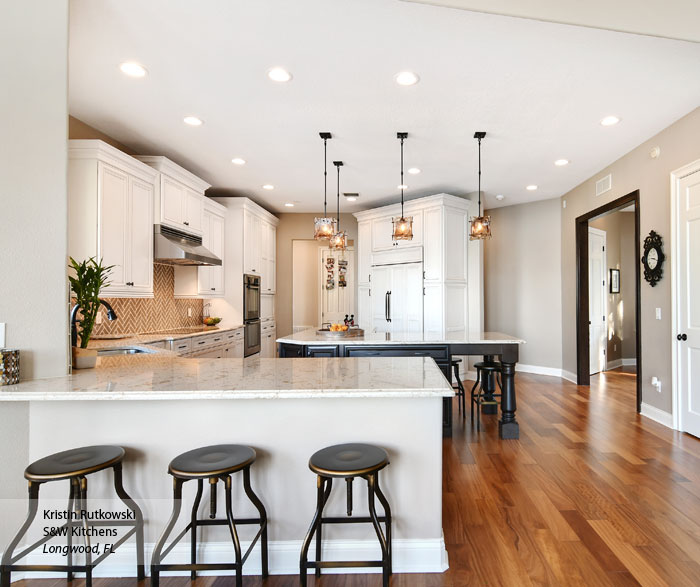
[68, 0, 700, 213]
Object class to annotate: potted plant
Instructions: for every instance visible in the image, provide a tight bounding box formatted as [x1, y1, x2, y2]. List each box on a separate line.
[69, 257, 114, 369]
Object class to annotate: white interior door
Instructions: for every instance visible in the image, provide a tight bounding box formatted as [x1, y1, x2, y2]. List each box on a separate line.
[320, 248, 355, 326]
[677, 169, 700, 438]
[589, 227, 607, 375]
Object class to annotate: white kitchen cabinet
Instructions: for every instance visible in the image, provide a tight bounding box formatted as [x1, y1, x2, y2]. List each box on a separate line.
[68, 140, 158, 298]
[354, 193, 482, 339]
[261, 294, 275, 323]
[136, 156, 210, 237]
[243, 207, 277, 293]
[260, 322, 276, 358]
[262, 221, 276, 293]
[174, 200, 226, 298]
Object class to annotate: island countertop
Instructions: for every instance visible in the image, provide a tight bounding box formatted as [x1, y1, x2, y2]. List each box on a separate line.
[277, 328, 525, 346]
[0, 356, 453, 401]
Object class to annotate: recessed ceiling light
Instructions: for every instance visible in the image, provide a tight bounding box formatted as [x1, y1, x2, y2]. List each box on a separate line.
[395, 71, 419, 86]
[495, 194, 505, 201]
[408, 167, 421, 175]
[231, 158, 246, 165]
[526, 185, 538, 191]
[554, 159, 569, 166]
[600, 115, 620, 126]
[267, 67, 292, 82]
[397, 184, 408, 190]
[344, 192, 359, 202]
[119, 62, 147, 77]
[284, 202, 294, 207]
[183, 116, 203, 126]
[262, 184, 274, 190]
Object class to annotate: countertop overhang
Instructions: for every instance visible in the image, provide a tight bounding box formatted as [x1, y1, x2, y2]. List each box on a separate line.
[0, 356, 454, 401]
[277, 329, 525, 346]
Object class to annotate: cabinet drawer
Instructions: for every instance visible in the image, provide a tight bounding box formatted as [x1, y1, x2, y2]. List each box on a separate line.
[343, 345, 449, 360]
[191, 333, 226, 350]
[170, 339, 192, 355]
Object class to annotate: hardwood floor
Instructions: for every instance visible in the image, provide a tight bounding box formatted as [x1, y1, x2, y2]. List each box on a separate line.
[13, 369, 700, 586]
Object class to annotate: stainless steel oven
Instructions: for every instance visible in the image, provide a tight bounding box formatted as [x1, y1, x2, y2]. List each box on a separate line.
[244, 274, 260, 322]
[244, 319, 261, 357]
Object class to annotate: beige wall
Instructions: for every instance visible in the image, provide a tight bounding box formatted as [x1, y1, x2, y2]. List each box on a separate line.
[276, 213, 358, 337]
[0, 0, 69, 543]
[589, 211, 636, 364]
[561, 107, 700, 412]
[68, 115, 136, 154]
[484, 198, 562, 369]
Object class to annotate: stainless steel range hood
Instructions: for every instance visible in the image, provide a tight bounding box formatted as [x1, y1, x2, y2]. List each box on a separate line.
[154, 224, 222, 266]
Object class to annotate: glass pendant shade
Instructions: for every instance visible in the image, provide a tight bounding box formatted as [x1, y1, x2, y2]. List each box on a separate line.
[392, 216, 414, 240]
[329, 230, 347, 250]
[314, 217, 336, 240]
[469, 215, 491, 240]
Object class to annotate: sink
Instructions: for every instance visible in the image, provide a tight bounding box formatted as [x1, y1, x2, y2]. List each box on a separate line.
[97, 347, 155, 356]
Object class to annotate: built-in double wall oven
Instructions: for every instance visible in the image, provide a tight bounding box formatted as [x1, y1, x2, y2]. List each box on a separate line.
[243, 274, 261, 356]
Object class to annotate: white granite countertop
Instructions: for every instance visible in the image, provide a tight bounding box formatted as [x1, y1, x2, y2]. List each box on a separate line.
[90, 324, 245, 347]
[277, 328, 526, 346]
[0, 356, 453, 401]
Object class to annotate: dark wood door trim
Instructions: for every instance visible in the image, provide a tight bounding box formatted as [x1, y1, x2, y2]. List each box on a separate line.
[575, 190, 642, 412]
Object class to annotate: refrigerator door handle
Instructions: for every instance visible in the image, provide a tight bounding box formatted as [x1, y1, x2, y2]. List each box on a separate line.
[385, 291, 389, 322]
[388, 291, 392, 322]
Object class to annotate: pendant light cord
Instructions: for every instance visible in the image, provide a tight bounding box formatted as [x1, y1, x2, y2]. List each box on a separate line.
[400, 136, 405, 218]
[323, 137, 328, 217]
[336, 163, 341, 230]
[477, 136, 482, 217]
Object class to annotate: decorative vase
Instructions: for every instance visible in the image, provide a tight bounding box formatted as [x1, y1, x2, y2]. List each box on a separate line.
[72, 347, 97, 370]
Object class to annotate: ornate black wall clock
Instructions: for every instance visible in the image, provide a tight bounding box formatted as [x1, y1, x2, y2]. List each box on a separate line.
[641, 230, 665, 286]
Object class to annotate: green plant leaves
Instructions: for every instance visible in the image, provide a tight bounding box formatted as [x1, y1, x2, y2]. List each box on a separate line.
[68, 257, 114, 348]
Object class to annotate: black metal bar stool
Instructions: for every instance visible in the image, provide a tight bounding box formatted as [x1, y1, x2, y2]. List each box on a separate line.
[471, 361, 503, 431]
[0, 445, 144, 587]
[452, 358, 466, 415]
[150, 444, 268, 587]
[300, 442, 392, 587]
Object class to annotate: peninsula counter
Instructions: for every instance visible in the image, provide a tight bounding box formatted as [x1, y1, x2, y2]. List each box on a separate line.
[0, 355, 452, 577]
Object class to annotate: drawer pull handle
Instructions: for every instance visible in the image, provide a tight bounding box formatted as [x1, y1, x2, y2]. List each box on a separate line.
[183, 221, 189, 226]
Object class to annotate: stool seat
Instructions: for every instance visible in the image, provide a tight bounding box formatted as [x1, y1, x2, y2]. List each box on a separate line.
[24, 445, 124, 481]
[309, 443, 389, 477]
[451, 358, 462, 364]
[169, 444, 256, 479]
[473, 361, 501, 371]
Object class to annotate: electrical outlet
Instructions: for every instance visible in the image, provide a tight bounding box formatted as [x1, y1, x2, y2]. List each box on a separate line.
[614, 344, 616, 352]
[188, 307, 192, 318]
[655, 307, 662, 320]
[651, 377, 662, 393]
[0, 323, 5, 347]
[95, 312, 103, 325]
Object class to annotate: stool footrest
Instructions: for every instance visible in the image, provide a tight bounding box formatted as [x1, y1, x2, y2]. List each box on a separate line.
[306, 560, 385, 569]
[154, 563, 241, 572]
[322, 516, 388, 524]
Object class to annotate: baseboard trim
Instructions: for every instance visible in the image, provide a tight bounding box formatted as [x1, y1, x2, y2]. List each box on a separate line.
[515, 364, 564, 378]
[622, 358, 637, 367]
[561, 370, 578, 384]
[640, 402, 674, 429]
[606, 359, 623, 370]
[10, 537, 448, 581]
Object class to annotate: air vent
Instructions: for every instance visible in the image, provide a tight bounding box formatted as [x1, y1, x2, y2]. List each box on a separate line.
[596, 174, 612, 197]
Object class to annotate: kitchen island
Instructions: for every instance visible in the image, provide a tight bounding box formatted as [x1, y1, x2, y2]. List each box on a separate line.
[0, 354, 451, 577]
[278, 329, 525, 439]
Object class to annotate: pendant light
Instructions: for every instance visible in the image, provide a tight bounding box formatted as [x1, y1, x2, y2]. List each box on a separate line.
[392, 132, 413, 241]
[329, 161, 347, 250]
[314, 132, 337, 240]
[469, 131, 492, 240]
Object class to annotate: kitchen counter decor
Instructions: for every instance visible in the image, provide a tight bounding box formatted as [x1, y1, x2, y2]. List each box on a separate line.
[0, 348, 20, 385]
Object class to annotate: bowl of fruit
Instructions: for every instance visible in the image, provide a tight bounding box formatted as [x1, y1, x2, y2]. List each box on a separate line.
[317, 324, 364, 337]
[203, 317, 222, 327]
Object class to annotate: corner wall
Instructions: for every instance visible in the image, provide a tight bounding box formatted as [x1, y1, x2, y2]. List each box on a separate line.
[561, 107, 700, 413]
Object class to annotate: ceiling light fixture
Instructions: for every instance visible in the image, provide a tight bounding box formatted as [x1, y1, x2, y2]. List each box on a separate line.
[119, 62, 147, 78]
[268, 67, 292, 82]
[526, 185, 538, 191]
[183, 116, 203, 126]
[469, 131, 491, 241]
[397, 184, 408, 190]
[231, 158, 246, 165]
[344, 193, 359, 202]
[395, 71, 419, 86]
[314, 132, 336, 240]
[285, 203, 294, 207]
[600, 115, 620, 126]
[496, 194, 505, 201]
[408, 167, 421, 175]
[262, 184, 274, 190]
[329, 161, 347, 251]
[554, 159, 569, 166]
[392, 132, 413, 241]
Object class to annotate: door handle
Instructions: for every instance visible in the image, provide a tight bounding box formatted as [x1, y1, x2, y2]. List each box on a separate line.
[385, 291, 389, 322]
[388, 291, 392, 322]
[677, 333, 688, 341]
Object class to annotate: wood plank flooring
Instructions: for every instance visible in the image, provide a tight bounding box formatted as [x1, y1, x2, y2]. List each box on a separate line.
[13, 367, 700, 586]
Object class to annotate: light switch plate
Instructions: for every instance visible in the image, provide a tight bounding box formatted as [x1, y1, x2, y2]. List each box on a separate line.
[0, 323, 5, 347]
[655, 307, 662, 320]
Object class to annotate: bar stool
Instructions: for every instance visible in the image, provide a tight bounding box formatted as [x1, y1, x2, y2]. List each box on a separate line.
[452, 358, 466, 415]
[471, 361, 503, 431]
[0, 445, 144, 587]
[150, 444, 268, 587]
[300, 443, 392, 587]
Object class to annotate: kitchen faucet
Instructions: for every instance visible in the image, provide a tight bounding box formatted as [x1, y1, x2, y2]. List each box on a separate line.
[70, 300, 117, 347]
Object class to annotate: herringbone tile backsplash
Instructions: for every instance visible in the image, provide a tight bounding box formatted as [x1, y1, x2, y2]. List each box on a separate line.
[92, 264, 204, 335]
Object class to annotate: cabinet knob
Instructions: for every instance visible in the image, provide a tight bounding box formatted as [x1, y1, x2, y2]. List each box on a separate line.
[677, 333, 688, 341]
[211, 288, 216, 291]
[184, 221, 189, 226]
[126, 282, 134, 286]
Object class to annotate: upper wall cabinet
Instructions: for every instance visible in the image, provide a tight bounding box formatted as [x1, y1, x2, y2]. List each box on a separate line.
[242, 206, 278, 293]
[173, 199, 226, 298]
[135, 156, 210, 236]
[68, 140, 158, 298]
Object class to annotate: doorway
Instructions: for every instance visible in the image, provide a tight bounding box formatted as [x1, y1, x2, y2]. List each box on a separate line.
[576, 191, 642, 411]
